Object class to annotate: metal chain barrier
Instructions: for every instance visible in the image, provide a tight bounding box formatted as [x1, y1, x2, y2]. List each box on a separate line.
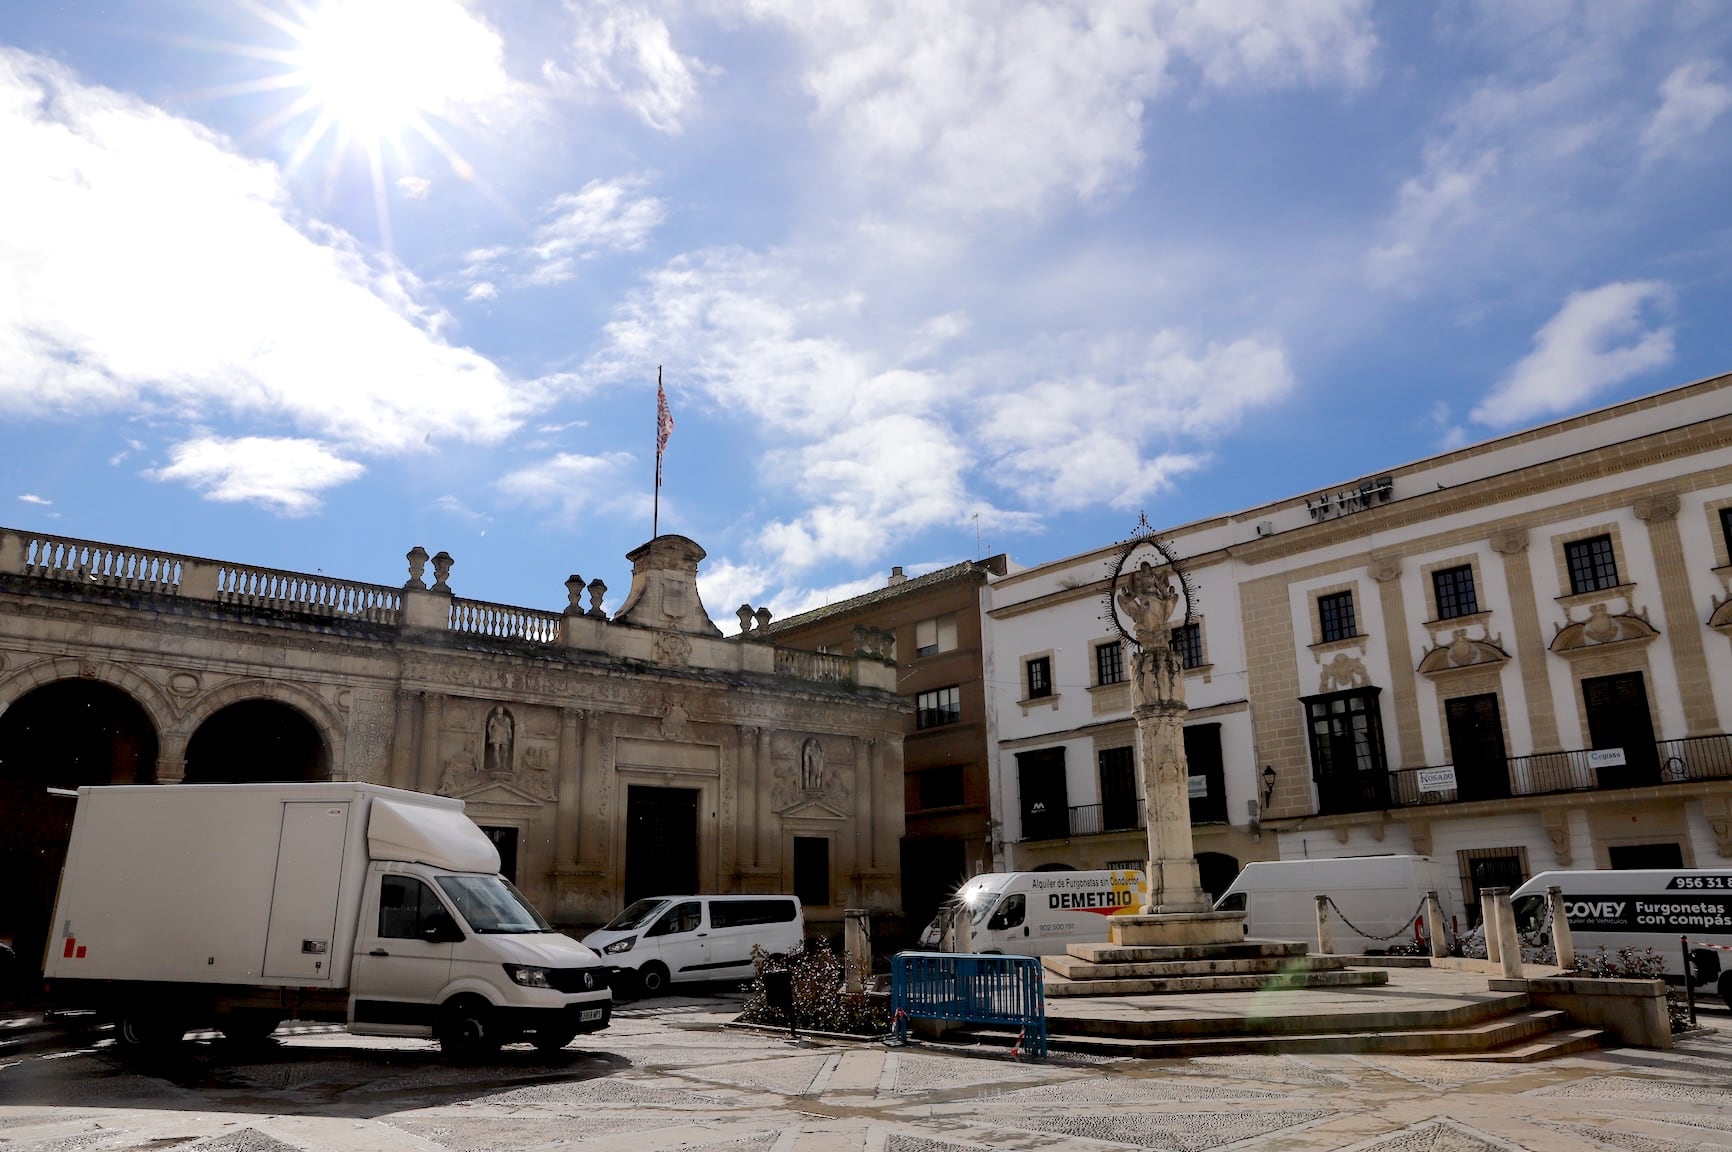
[1323, 896, 1429, 944]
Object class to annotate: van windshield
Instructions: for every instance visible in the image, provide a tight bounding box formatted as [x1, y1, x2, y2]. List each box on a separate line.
[1215, 892, 1246, 913]
[603, 898, 670, 931]
[1512, 895, 1546, 934]
[435, 875, 552, 934]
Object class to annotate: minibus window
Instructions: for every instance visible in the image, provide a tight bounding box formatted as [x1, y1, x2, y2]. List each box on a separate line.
[605, 898, 670, 931]
[1512, 895, 1546, 934]
[646, 901, 702, 937]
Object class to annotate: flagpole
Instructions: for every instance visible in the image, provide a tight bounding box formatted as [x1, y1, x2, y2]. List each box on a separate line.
[653, 366, 662, 539]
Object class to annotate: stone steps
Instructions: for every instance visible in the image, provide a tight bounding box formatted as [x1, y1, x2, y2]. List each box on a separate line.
[1062, 939, 1309, 965]
[962, 1008, 1600, 1060]
[1042, 952, 1346, 982]
[1043, 967, 1390, 998]
[1046, 991, 1529, 1038]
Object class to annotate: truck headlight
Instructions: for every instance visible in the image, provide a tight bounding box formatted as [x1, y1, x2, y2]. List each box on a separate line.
[504, 964, 553, 988]
[603, 936, 636, 954]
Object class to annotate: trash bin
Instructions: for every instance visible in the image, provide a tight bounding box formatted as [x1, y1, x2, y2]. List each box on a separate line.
[762, 967, 795, 1039]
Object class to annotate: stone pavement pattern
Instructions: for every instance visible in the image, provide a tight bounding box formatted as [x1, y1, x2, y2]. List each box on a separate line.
[4, 996, 1732, 1151]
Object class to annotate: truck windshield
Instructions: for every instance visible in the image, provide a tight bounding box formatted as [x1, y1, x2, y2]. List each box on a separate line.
[603, 898, 670, 931]
[1512, 895, 1546, 934]
[435, 875, 552, 934]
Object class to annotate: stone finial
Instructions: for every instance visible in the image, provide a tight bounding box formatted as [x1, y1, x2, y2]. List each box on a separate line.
[586, 579, 608, 619]
[611, 535, 721, 636]
[754, 606, 773, 634]
[430, 551, 454, 592]
[564, 574, 586, 614]
[737, 604, 756, 635]
[405, 545, 429, 590]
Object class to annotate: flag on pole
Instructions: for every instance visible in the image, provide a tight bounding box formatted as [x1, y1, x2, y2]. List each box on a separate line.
[656, 376, 675, 480]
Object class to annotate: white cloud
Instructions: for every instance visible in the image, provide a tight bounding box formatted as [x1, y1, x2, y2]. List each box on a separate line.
[17, 493, 51, 505]
[432, 494, 488, 523]
[1642, 61, 1732, 163]
[466, 281, 499, 302]
[748, 0, 1376, 218]
[1472, 281, 1674, 427]
[496, 451, 637, 517]
[526, 179, 667, 285]
[148, 436, 365, 515]
[397, 176, 432, 199]
[546, 1, 703, 133]
[1366, 148, 1499, 287]
[0, 50, 533, 455]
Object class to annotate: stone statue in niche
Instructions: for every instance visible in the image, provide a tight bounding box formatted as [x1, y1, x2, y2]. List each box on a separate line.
[484, 706, 515, 776]
[800, 737, 825, 792]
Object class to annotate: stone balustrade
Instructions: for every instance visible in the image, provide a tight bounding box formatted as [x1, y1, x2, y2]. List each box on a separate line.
[0, 526, 897, 694]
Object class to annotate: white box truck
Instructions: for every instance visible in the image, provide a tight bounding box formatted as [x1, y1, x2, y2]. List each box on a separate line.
[917, 870, 1146, 956]
[43, 783, 611, 1057]
[1510, 869, 1732, 999]
[1213, 856, 1463, 953]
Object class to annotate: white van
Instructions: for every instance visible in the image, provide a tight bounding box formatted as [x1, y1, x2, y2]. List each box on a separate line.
[922, 870, 1144, 956]
[1213, 856, 1462, 953]
[45, 783, 610, 1056]
[1511, 869, 1732, 999]
[583, 895, 803, 994]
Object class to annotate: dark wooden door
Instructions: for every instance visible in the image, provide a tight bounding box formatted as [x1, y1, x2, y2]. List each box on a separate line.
[1583, 672, 1659, 788]
[1184, 724, 1228, 823]
[1017, 748, 1069, 841]
[1098, 747, 1138, 831]
[625, 786, 699, 903]
[1445, 694, 1509, 802]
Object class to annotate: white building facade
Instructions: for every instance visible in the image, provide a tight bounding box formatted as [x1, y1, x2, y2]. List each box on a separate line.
[982, 371, 1732, 925]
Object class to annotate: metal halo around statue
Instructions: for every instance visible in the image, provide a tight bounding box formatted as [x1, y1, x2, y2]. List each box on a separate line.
[1103, 513, 1197, 649]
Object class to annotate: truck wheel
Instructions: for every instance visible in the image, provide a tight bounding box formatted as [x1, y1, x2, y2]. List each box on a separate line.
[531, 1023, 580, 1053]
[438, 996, 502, 1060]
[116, 1008, 186, 1055]
[1719, 971, 1732, 1005]
[219, 1012, 282, 1045]
[638, 962, 670, 996]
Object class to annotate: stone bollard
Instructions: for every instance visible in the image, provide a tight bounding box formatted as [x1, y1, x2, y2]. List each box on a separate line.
[1425, 890, 1448, 959]
[844, 909, 871, 994]
[1485, 887, 1524, 980]
[1315, 894, 1334, 955]
[1547, 884, 1575, 970]
[1481, 887, 1505, 966]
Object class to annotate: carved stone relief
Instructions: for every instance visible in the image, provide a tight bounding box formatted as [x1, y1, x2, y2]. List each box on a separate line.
[1550, 603, 1660, 654]
[1417, 628, 1511, 678]
[344, 687, 394, 783]
[661, 700, 692, 742]
[1318, 652, 1370, 693]
[654, 631, 693, 667]
[1488, 528, 1528, 555]
[771, 734, 850, 814]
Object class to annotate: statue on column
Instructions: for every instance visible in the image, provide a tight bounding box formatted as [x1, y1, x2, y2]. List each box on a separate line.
[1117, 560, 1185, 708]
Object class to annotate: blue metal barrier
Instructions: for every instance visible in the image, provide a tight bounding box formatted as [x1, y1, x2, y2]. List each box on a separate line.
[890, 952, 1047, 1059]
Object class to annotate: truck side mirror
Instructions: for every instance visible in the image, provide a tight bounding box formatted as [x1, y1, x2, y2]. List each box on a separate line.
[422, 911, 462, 943]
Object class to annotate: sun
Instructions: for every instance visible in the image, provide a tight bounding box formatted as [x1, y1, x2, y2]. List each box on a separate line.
[210, 0, 511, 242]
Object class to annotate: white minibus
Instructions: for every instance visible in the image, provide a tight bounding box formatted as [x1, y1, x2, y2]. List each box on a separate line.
[583, 895, 803, 994]
[921, 870, 1145, 956]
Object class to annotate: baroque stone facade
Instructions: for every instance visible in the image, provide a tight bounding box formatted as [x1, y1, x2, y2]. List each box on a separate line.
[0, 530, 905, 960]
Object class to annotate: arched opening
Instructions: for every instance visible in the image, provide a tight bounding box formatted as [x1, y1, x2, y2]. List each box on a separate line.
[1196, 851, 1241, 904]
[0, 680, 159, 979]
[185, 699, 328, 783]
[1031, 862, 1076, 872]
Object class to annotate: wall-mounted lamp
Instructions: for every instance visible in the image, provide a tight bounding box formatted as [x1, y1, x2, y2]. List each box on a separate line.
[1261, 764, 1278, 808]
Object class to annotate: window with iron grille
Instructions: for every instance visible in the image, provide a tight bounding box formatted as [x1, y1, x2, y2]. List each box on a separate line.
[1432, 565, 1479, 620]
[1026, 656, 1052, 699]
[1565, 535, 1619, 594]
[1318, 591, 1357, 643]
[1457, 846, 1527, 928]
[914, 685, 960, 729]
[1095, 641, 1124, 685]
[1170, 622, 1204, 669]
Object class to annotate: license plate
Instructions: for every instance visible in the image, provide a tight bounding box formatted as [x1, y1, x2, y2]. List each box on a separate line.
[579, 1008, 604, 1022]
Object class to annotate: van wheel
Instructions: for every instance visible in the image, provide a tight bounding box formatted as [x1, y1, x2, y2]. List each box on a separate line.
[438, 996, 502, 1060]
[638, 962, 670, 996]
[531, 1023, 579, 1053]
[116, 1008, 185, 1055]
[219, 1012, 282, 1044]
[1719, 971, 1732, 1005]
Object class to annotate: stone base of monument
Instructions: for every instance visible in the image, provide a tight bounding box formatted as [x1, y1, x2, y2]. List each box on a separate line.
[1042, 922, 1390, 998]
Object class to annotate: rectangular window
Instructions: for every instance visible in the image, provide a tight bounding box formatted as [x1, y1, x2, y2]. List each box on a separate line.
[1303, 686, 1389, 814]
[914, 685, 961, 729]
[1026, 656, 1052, 699]
[793, 837, 830, 908]
[1016, 747, 1069, 840]
[1097, 746, 1138, 831]
[479, 826, 518, 883]
[1095, 641, 1125, 685]
[1457, 847, 1526, 928]
[917, 765, 965, 809]
[1185, 723, 1228, 824]
[1318, 591, 1357, 643]
[1432, 565, 1479, 620]
[708, 898, 799, 928]
[1170, 622, 1204, 669]
[914, 613, 958, 657]
[1565, 534, 1619, 594]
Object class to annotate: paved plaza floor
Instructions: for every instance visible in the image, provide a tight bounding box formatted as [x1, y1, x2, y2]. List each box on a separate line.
[3, 991, 1732, 1151]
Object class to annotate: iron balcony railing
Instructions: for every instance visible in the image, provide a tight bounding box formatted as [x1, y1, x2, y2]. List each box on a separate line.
[1364, 733, 1732, 814]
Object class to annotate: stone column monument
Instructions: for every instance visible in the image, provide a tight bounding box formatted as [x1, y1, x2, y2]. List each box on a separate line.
[1104, 530, 1245, 949]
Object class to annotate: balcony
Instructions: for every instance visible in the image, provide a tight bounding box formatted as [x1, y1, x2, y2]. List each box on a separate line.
[1022, 801, 1146, 842]
[1365, 733, 1732, 812]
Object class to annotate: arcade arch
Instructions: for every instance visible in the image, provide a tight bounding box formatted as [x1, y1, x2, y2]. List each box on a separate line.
[184, 699, 330, 783]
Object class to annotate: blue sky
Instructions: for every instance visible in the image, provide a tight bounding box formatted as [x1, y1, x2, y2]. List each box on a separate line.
[2, 2, 1729, 627]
